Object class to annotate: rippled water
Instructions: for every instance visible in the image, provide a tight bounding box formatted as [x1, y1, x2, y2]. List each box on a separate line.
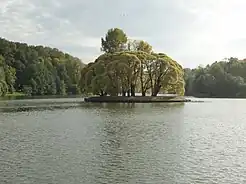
[0, 98, 246, 183]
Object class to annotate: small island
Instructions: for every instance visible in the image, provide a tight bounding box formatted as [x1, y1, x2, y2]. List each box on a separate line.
[84, 95, 190, 103]
[82, 28, 190, 103]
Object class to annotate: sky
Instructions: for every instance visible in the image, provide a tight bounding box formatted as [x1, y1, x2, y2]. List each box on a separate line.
[0, 0, 246, 68]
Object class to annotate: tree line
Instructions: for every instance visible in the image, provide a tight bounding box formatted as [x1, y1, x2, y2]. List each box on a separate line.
[7, 27, 245, 98]
[0, 38, 84, 96]
[184, 57, 246, 98]
[81, 28, 185, 96]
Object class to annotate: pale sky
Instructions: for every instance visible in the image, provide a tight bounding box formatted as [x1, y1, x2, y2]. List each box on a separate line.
[0, 0, 246, 68]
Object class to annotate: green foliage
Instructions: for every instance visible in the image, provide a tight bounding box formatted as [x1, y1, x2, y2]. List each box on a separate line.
[136, 40, 153, 53]
[101, 28, 128, 53]
[0, 56, 8, 96]
[184, 58, 246, 97]
[82, 50, 184, 96]
[84, 26, 185, 97]
[4, 65, 16, 93]
[127, 40, 153, 53]
[0, 38, 84, 97]
[0, 27, 185, 98]
[22, 85, 32, 96]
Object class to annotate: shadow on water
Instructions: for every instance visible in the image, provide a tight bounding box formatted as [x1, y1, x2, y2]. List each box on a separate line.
[80, 102, 185, 110]
[0, 97, 84, 113]
[0, 105, 80, 113]
[0, 96, 185, 113]
[0, 95, 84, 101]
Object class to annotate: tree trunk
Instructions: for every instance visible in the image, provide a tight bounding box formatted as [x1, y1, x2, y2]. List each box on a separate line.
[122, 90, 126, 96]
[140, 62, 144, 97]
[152, 85, 161, 96]
[100, 90, 104, 96]
[131, 84, 135, 96]
[141, 85, 145, 97]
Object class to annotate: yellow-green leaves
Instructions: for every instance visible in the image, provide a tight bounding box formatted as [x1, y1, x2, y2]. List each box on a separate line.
[84, 28, 185, 96]
[83, 51, 185, 96]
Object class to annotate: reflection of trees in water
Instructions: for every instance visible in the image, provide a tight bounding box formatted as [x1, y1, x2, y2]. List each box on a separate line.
[80, 102, 136, 111]
[150, 102, 185, 108]
[81, 102, 185, 113]
[88, 102, 185, 183]
[95, 119, 130, 184]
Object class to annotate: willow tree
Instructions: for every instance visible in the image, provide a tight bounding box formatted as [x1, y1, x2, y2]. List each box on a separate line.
[129, 51, 153, 96]
[115, 52, 141, 96]
[82, 61, 109, 96]
[96, 52, 141, 96]
[82, 51, 184, 97]
[127, 40, 153, 53]
[82, 52, 139, 96]
[82, 27, 185, 97]
[104, 60, 128, 96]
[140, 53, 184, 96]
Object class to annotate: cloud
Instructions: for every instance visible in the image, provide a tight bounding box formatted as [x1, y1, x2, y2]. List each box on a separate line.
[0, 0, 246, 68]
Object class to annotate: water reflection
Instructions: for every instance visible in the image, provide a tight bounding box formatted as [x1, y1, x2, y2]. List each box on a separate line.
[96, 119, 129, 183]
[0, 95, 84, 101]
[81, 102, 136, 110]
[81, 102, 185, 111]
[0, 96, 186, 113]
[0, 98, 84, 112]
[92, 103, 185, 183]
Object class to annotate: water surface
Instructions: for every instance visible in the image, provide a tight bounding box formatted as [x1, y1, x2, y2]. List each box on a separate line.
[0, 98, 246, 183]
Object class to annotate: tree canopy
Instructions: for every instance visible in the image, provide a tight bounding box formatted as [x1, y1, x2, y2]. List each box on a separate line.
[0, 37, 84, 96]
[0, 28, 185, 97]
[82, 28, 185, 97]
[184, 57, 246, 98]
[101, 28, 128, 53]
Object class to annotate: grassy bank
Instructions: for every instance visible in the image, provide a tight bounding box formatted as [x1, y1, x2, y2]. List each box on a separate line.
[5, 92, 26, 97]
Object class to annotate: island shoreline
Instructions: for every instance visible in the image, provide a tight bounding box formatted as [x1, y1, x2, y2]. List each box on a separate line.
[84, 96, 191, 103]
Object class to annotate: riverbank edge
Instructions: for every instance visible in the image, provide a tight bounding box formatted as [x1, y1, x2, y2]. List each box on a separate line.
[84, 96, 191, 103]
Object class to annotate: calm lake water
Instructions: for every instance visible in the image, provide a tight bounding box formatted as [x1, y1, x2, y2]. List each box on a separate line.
[0, 98, 246, 184]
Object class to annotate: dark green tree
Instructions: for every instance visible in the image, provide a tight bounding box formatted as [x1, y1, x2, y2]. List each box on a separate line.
[0, 37, 85, 96]
[184, 58, 246, 98]
[101, 28, 128, 53]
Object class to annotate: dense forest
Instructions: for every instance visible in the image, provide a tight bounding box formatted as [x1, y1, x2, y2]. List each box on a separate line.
[81, 28, 185, 96]
[184, 57, 246, 98]
[0, 38, 84, 96]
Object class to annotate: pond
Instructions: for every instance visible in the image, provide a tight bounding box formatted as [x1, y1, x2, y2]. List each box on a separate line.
[0, 98, 246, 183]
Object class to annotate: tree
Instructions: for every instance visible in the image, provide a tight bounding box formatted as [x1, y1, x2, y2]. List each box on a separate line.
[83, 51, 184, 97]
[0, 37, 85, 96]
[101, 28, 128, 53]
[4, 65, 16, 93]
[127, 40, 153, 53]
[0, 55, 8, 96]
[147, 53, 184, 96]
[136, 40, 153, 53]
[184, 58, 246, 98]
